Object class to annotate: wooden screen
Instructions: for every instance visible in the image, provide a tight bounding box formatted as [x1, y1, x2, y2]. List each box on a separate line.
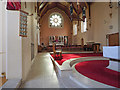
[108, 33, 119, 46]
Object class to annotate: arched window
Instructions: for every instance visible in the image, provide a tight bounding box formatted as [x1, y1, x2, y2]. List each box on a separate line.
[73, 22, 78, 36]
[49, 12, 63, 28]
[81, 18, 87, 33]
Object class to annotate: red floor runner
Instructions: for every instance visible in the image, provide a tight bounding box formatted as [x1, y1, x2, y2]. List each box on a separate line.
[51, 53, 103, 65]
[75, 60, 120, 88]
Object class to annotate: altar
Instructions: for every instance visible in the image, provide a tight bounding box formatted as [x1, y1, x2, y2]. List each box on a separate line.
[103, 46, 120, 72]
[49, 36, 68, 46]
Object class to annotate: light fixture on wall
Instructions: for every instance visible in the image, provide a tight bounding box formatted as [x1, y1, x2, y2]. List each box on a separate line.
[88, 18, 91, 27]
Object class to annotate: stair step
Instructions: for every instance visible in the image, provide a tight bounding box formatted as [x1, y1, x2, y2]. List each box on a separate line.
[1, 79, 21, 89]
[59, 71, 82, 88]
[69, 67, 115, 88]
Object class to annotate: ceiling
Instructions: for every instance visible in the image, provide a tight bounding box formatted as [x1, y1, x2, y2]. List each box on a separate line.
[37, 2, 91, 21]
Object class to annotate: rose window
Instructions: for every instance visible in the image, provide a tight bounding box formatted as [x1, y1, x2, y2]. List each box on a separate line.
[49, 13, 63, 28]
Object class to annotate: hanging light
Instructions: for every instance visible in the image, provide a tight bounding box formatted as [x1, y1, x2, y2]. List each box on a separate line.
[70, 3, 73, 21]
[82, 7, 86, 22]
[109, 0, 113, 8]
[77, 2, 80, 20]
[109, 0, 113, 18]
[70, 3, 73, 16]
[77, 1, 80, 31]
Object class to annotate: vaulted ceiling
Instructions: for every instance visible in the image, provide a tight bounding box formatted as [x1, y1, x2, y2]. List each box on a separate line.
[37, 2, 91, 21]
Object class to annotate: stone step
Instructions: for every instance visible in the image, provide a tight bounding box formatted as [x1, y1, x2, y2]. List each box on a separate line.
[1, 79, 21, 89]
[69, 67, 115, 88]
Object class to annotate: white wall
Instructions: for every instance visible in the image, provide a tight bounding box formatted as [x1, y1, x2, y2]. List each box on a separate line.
[0, 1, 38, 80]
[32, 2, 38, 57]
[7, 11, 22, 79]
[32, 16, 38, 57]
[0, 1, 7, 76]
[72, 2, 119, 50]
[2, 1, 7, 74]
[21, 2, 38, 81]
[0, 1, 3, 75]
[21, 2, 32, 81]
[92, 2, 118, 47]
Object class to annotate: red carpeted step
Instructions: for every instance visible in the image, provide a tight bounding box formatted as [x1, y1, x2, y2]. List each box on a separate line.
[51, 53, 103, 65]
[75, 60, 120, 88]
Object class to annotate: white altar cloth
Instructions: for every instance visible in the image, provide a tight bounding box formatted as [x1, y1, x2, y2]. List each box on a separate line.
[103, 46, 120, 60]
[103, 46, 120, 72]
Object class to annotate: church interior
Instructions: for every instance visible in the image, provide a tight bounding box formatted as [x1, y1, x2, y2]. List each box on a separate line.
[0, 0, 120, 89]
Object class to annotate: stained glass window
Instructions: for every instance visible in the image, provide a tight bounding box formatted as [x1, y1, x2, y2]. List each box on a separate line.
[73, 24, 77, 35]
[49, 13, 63, 28]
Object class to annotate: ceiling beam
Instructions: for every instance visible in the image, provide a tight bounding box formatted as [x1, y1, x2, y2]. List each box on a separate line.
[72, 3, 78, 15]
[67, 2, 78, 15]
[39, 2, 48, 13]
[57, 2, 78, 19]
[40, 3, 72, 20]
[38, 2, 87, 21]
[78, 2, 83, 14]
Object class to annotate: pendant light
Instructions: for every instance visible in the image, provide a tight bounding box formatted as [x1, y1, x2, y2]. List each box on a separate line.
[82, 7, 86, 22]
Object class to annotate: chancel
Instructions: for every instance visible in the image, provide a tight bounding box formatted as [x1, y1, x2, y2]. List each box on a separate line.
[0, 0, 120, 89]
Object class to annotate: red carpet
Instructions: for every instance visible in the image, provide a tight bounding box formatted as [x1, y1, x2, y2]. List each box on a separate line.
[51, 53, 103, 65]
[75, 60, 120, 88]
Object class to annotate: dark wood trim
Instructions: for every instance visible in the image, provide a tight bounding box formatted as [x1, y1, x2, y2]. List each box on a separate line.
[39, 2, 48, 13]
[20, 10, 29, 15]
[88, 3, 91, 19]
[110, 58, 120, 62]
[19, 35, 27, 37]
[107, 32, 119, 36]
[72, 3, 77, 15]
[40, 3, 72, 20]
[79, 2, 83, 14]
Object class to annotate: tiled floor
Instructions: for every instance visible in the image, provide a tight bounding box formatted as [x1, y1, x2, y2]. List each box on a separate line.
[21, 52, 65, 88]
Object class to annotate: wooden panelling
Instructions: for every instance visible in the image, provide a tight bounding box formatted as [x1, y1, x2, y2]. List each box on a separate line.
[108, 33, 119, 46]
